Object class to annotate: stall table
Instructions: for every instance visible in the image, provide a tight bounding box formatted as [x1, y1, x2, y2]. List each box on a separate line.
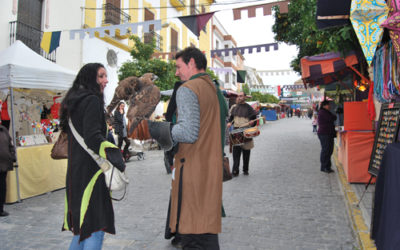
[6, 144, 67, 203]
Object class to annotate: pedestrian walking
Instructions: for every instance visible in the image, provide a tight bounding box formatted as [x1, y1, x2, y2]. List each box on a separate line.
[113, 102, 131, 162]
[317, 100, 337, 173]
[0, 124, 16, 217]
[59, 63, 126, 249]
[148, 47, 227, 249]
[227, 92, 258, 176]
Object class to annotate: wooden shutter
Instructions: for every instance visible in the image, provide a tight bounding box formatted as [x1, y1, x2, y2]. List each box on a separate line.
[171, 28, 178, 52]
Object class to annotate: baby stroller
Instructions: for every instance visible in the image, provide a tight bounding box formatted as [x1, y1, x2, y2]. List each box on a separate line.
[128, 139, 145, 161]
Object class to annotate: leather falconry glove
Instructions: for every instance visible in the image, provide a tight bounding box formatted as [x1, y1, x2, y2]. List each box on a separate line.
[147, 120, 173, 151]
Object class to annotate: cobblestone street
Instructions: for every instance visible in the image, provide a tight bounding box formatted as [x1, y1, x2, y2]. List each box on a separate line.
[0, 118, 357, 250]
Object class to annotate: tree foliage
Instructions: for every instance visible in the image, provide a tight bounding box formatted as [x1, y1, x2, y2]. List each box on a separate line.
[272, 0, 362, 73]
[249, 92, 279, 103]
[118, 35, 178, 92]
[119, 36, 219, 97]
[242, 83, 250, 95]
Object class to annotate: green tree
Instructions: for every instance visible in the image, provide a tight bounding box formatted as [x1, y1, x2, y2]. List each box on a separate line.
[242, 83, 250, 95]
[249, 92, 279, 103]
[118, 35, 178, 93]
[119, 36, 219, 96]
[272, 0, 364, 74]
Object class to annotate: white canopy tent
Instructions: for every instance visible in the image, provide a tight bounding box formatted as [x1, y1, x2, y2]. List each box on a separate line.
[0, 40, 76, 90]
[0, 41, 76, 202]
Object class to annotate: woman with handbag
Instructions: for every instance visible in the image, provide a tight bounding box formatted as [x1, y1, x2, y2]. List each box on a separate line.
[59, 63, 126, 249]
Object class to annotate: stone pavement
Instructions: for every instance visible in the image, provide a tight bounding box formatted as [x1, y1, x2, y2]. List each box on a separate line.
[0, 118, 358, 250]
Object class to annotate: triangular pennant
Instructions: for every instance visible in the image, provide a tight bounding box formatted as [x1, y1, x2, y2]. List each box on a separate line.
[197, 12, 215, 34]
[237, 70, 246, 83]
[178, 15, 198, 36]
[178, 12, 215, 37]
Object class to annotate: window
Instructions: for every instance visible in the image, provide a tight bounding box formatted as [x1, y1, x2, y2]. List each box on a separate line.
[190, 0, 196, 15]
[171, 28, 178, 52]
[16, 0, 43, 53]
[104, 0, 122, 25]
[216, 40, 219, 49]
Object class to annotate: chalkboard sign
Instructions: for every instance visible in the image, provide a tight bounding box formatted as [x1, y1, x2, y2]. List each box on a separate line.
[368, 103, 400, 176]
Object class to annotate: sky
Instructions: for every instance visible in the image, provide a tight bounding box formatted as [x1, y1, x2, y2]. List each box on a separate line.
[210, 0, 301, 85]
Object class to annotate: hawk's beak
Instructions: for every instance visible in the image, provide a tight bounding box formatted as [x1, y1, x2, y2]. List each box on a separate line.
[153, 75, 159, 81]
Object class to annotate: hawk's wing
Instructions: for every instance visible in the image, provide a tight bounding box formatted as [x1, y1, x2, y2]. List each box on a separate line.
[126, 84, 161, 135]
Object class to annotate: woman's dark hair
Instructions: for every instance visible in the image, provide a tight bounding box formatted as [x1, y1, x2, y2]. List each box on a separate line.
[60, 63, 105, 131]
[175, 47, 207, 70]
[117, 102, 125, 114]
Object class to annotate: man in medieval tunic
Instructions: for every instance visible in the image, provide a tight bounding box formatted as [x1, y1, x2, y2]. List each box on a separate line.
[149, 47, 225, 249]
[228, 92, 258, 176]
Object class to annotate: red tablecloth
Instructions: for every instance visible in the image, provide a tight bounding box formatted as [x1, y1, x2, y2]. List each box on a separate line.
[337, 131, 375, 183]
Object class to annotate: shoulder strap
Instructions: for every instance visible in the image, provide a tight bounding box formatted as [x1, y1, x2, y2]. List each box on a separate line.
[68, 119, 107, 168]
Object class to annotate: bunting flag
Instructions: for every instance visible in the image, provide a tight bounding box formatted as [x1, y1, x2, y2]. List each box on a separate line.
[211, 43, 278, 57]
[178, 12, 215, 37]
[233, 0, 289, 20]
[237, 70, 246, 83]
[282, 85, 304, 90]
[69, 20, 162, 40]
[209, 67, 233, 74]
[40, 31, 61, 53]
[151, 52, 177, 60]
[257, 69, 294, 76]
[316, 0, 351, 29]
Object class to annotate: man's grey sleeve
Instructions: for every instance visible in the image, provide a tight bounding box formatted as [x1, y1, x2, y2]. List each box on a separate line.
[171, 86, 200, 143]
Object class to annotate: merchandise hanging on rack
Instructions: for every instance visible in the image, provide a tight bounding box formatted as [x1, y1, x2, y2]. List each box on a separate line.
[373, 41, 400, 102]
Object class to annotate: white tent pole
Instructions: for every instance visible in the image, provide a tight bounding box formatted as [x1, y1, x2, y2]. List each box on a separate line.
[9, 87, 21, 202]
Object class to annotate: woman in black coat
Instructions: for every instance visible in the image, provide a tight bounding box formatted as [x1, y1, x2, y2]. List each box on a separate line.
[113, 102, 131, 161]
[59, 63, 125, 248]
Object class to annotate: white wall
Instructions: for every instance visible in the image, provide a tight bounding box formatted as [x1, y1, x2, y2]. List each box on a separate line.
[82, 38, 132, 105]
[0, 0, 17, 50]
[45, 0, 83, 72]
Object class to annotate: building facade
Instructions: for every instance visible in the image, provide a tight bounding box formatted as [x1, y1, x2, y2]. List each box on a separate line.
[210, 16, 244, 92]
[0, 0, 213, 104]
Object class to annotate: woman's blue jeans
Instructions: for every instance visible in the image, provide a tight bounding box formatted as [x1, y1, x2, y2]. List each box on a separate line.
[69, 231, 105, 250]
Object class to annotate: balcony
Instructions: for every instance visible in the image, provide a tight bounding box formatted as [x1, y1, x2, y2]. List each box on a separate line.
[170, 45, 180, 53]
[103, 3, 131, 25]
[143, 31, 163, 51]
[9, 21, 56, 62]
[170, 0, 185, 11]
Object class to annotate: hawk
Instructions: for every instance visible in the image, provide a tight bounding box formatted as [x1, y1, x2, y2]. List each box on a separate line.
[106, 73, 160, 136]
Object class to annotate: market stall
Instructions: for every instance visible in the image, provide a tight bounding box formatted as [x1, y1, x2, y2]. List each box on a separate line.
[301, 50, 376, 183]
[0, 41, 76, 203]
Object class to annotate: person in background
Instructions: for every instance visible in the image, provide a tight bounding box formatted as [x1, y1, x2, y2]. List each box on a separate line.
[106, 121, 116, 144]
[113, 102, 131, 162]
[0, 124, 15, 217]
[312, 114, 318, 133]
[317, 100, 337, 173]
[227, 92, 258, 176]
[59, 63, 126, 249]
